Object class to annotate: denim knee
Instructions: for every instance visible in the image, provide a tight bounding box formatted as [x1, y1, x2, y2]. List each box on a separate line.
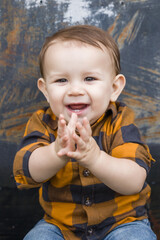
[103, 219, 157, 240]
[23, 219, 64, 240]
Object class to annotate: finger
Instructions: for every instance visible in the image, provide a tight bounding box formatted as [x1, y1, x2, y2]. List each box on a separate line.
[58, 148, 68, 157]
[58, 117, 67, 138]
[82, 117, 92, 136]
[59, 113, 64, 120]
[59, 135, 68, 148]
[76, 122, 90, 142]
[67, 151, 81, 159]
[58, 114, 65, 125]
[72, 132, 86, 151]
[68, 113, 77, 132]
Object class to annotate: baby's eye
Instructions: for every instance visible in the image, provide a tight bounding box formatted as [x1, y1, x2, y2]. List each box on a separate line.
[55, 78, 67, 83]
[85, 77, 96, 82]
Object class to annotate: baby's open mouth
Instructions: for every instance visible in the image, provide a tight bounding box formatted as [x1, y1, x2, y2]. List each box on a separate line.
[67, 104, 89, 112]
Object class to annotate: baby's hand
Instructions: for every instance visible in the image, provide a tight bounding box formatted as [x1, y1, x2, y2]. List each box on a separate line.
[55, 113, 77, 158]
[67, 117, 101, 167]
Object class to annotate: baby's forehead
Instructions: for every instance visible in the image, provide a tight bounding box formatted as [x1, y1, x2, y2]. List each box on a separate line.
[46, 39, 110, 56]
[44, 39, 114, 66]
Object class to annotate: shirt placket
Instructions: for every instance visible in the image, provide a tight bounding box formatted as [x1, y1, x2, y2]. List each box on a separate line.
[79, 165, 97, 237]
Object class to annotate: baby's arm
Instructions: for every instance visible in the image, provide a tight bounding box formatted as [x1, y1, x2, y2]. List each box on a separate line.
[67, 118, 147, 195]
[28, 113, 77, 182]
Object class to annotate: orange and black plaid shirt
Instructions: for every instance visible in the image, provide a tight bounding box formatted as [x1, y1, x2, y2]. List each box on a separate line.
[13, 102, 154, 240]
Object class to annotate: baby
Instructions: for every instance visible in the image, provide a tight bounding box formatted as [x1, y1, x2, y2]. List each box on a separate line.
[13, 25, 156, 240]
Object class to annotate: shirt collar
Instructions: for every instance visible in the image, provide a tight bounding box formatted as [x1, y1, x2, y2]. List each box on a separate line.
[91, 101, 117, 129]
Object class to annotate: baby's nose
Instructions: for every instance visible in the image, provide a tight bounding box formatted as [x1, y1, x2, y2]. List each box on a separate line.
[68, 83, 85, 96]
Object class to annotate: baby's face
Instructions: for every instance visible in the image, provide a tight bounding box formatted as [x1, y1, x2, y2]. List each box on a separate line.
[40, 40, 116, 124]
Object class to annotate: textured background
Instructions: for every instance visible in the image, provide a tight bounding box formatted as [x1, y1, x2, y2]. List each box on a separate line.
[0, 0, 160, 239]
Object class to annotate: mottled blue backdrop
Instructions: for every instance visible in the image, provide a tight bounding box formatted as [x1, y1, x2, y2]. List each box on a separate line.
[0, 0, 160, 238]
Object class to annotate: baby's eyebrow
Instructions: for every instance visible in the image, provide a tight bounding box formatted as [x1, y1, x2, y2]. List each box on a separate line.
[84, 71, 103, 76]
[47, 72, 68, 78]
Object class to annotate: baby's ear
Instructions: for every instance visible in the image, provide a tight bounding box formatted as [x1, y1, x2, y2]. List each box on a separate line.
[37, 78, 49, 102]
[110, 74, 126, 102]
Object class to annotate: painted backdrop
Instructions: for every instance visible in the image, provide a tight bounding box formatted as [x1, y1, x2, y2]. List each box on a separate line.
[0, 0, 160, 238]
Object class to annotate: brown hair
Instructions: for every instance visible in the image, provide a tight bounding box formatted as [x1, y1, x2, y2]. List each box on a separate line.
[39, 25, 121, 78]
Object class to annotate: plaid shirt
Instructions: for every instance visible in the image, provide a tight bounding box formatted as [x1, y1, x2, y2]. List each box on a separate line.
[13, 102, 154, 240]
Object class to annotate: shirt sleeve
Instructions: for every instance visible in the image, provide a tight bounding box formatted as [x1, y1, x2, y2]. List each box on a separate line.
[109, 104, 154, 173]
[13, 109, 53, 189]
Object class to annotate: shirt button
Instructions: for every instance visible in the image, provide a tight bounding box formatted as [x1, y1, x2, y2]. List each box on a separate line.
[83, 169, 90, 177]
[87, 227, 93, 235]
[85, 197, 92, 206]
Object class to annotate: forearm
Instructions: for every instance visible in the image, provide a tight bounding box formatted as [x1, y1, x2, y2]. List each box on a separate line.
[88, 150, 147, 195]
[29, 142, 68, 182]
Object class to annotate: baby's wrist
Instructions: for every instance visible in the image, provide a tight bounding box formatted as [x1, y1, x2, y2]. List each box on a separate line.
[51, 141, 69, 162]
[87, 141, 102, 169]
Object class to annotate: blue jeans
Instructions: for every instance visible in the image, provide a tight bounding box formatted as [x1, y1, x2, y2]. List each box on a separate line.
[23, 218, 157, 240]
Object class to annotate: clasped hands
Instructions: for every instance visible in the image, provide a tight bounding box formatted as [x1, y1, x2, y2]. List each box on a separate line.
[55, 113, 101, 168]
